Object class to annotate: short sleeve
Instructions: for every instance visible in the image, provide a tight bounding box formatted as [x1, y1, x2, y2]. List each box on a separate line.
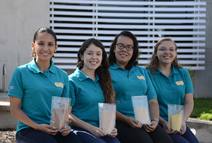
[141, 67, 157, 101]
[8, 68, 24, 99]
[68, 77, 77, 106]
[61, 72, 70, 98]
[182, 68, 193, 94]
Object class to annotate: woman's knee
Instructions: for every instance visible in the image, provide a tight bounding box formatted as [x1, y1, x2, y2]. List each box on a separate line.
[75, 130, 105, 143]
[170, 133, 190, 143]
[101, 136, 120, 143]
[182, 127, 199, 143]
[150, 125, 173, 143]
[16, 128, 57, 143]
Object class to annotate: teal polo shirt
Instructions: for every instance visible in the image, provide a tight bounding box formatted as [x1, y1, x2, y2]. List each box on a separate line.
[69, 68, 104, 127]
[147, 66, 193, 121]
[8, 60, 69, 132]
[109, 64, 157, 118]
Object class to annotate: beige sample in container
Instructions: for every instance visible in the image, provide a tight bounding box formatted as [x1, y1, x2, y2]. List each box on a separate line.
[99, 103, 116, 134]
[50, 96, 70, 130]
[168, 104, 183, 131]
[132, 96, 151, 124]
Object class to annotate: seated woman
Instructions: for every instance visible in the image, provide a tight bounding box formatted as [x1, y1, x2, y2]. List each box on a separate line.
[108, 31, 173, 143]
[68, 38, 120, 143]
[8, 27, 82, 143]
[147, 37, 199, 143]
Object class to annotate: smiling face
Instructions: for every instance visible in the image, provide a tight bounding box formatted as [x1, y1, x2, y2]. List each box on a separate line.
[156, 40, 177, 66]
[114, 35, 134, 67]
[32, 32, 56, 63]
[81, 44, 103, 72]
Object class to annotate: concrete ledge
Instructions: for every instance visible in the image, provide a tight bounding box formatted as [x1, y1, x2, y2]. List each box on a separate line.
[0, 110, 16, 129]
[0, 101, 10, 111]
[0, 94, 16, 129]
[187, 118, 212, 143]
[0, 93, 10, 111]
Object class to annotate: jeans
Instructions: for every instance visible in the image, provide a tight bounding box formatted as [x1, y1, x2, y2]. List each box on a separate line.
[16, 127, 82, 143]
[116, 120, 173, 143]
[72, 127, 120, 143]
[169, 127, 199, 143]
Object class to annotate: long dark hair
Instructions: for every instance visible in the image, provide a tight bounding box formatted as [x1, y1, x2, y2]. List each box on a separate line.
[148, 37, 181, 72]
[77, 38, 115, 103]
[108, 31, 139, 69]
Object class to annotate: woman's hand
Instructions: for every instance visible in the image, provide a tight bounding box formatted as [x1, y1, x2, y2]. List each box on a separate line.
[59, 107, 72, 136]
[160, 120, 175, 134]
[109, 128, 118, 137]
[60, 125, 72, 136]
[180, 121, 187, 134]
[90, 126, 106, 137]
[165, 121, 185, 134]
[35, 124, 58, 135]
[126, 117, 142, 128]
[144, 120, 158, 132]
[166, 125, 178, 134]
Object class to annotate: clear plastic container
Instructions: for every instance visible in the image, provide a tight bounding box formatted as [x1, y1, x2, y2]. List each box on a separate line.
[132, 96, 151, 124]
[50, 96, 70, 130]
[168, 104, 184, 131]
[99, 103, 116, 134]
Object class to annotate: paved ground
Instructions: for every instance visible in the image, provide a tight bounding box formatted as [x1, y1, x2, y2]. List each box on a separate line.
[0, 130, 15, 143]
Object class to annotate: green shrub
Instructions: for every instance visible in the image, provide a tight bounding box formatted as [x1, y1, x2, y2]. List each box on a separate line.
[199, 113, 212, 121]
[191, 98, 212, 121]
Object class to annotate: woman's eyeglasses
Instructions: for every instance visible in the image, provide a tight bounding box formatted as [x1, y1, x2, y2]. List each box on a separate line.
[116, 43, 133, 51]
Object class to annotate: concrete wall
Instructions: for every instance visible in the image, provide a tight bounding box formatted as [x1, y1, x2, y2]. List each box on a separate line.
[193, 0, 212, 98]
[0, 0, 49, 91]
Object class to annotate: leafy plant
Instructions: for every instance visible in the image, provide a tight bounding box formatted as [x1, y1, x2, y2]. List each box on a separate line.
[191, 98, 212, 121]
[199, 113, 212, 121]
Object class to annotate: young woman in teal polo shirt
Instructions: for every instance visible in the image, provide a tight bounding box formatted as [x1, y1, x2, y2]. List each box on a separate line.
[108, 31, 173, 143]
[147, 37, 199, 143]
[8, 27, 82, 143]
[68, 38, 120, 143]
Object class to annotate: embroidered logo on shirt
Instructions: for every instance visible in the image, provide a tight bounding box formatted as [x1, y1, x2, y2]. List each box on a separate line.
[176, 80, 184, 86]
[54, 82, 64, 88]
[137, 75, 145, 80]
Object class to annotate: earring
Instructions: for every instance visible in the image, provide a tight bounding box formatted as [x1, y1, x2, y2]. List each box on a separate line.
[32, 52, 36, 57]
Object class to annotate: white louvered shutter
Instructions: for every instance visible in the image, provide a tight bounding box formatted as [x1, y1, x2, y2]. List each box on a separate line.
[50, 0, 206, 70]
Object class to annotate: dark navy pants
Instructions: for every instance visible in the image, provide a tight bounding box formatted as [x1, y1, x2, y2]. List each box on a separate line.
[72, 127, 120, 143]
[16, 128, 82, 143]
[116, 120, 173, 143]
[169, 127, 199, 143]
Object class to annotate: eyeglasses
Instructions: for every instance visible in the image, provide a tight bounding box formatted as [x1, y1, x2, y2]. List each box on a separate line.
[116, 43, 133, 51]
